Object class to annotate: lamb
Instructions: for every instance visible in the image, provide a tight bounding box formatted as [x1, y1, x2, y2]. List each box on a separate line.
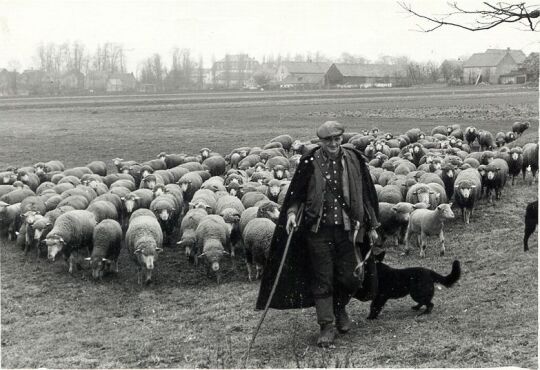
[85, 161, 107, 176]
[45, 210, 97, 274]
[507, 147, 523, 185]
[87, 200, 119, 223]
[524, 200, 538, 251]
[512, 121, 530, 136]
[243, 217, 276, 281]
[376, 202, 417, 249]
[522, 143, 538, 184]
[0, 202, 21, 240]
[85, 219, 123, 280]
[194, 214, 230, 283]
[125, 212, 163, 285]
[406, 203, 455, 258]
[177, 207, 208, 262]
[483, 158, 509, 202]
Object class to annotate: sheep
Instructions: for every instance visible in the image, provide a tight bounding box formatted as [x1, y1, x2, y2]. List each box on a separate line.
[202, 156, 227, 176]
[431, 126, 448, 136]
[150, 193, 181, 246]
[190, 189, 218, 213]
[453, 168, 482, 224]
[111, 179, 137, 192]
[215, 195, 246, 249]
[85, 161, 107, 176]
[126, 212, 163, 285]
[0, 202, 21, 240]
[524, 200, 538, 251]
[406, 203, 455, 258]
[45, 210, 97, 274]
[0, 188, 35, 205]
[61, 186, 97, 203]
[34, 160, 65, 174]
[404, 128, 425, 143]
[108, 186, 132, 200]
[86, 219, 123, 280]
[269, 134, 294, 151]
[418, 173, 445, 188]
[142, 158, 167, 172]
[200, 176, 226, 193]
[427, 182, 448, 206]
[376, 202, 416, 248]
[507, 147, 523, 185]
[178, 172, 204, 203]
[93, 193, 123, 215]
[0, 170, 17, 185]
[17, 170, 40, 192]
[157, 152, 186, 169]
[505, 131, 517, 144]
[179, 162, 204, 172]
[495, 132, 506, 148]
[139, 173, 167, 190]
[512, 121, 530, 136]
[238, 154, 261, 170]
[177, 207, 208, 262]
[378, 184, 404, 204]
[477, 130, 495, 151]
[243, 217, 276, 281]
[522, 143, 539, 184]
[112, 158, 139, 173]
[195, 214, 230, 283]
[241, 191, 269, 208]
[122, 188, 154, 217]
[57, 194, 89, 210]
[63, 166, 93, 179]
[87, 200, 119, 223]
[405, 183, 434, 208]
[464, 126, 478, 146]
[483, 158, 509, 202]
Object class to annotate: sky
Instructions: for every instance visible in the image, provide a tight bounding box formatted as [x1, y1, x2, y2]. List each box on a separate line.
[0, 0, 538, 73]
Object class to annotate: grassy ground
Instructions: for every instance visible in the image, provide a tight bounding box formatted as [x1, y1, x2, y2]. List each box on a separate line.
[0, 86, 538, 368]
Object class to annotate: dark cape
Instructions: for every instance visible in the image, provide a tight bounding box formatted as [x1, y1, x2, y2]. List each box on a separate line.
[255, 145, 380, 310]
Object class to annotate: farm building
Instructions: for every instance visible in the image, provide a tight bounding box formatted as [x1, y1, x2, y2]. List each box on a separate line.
[325, 63, 407, 88]
[212, 54, 259, 88]
[85, 71, 109, 92]
[275, 61, 331, 88]
[462, 48, 527, 84]
[106, 73, 137, 92]
[18, 70, 59, 95]
[59, 70, 85, 92]
[0, 69, 17, 96]
[499, 70, 528, 84]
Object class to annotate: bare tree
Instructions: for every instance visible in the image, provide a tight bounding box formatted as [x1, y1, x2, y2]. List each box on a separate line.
[399, 2, 540, 32]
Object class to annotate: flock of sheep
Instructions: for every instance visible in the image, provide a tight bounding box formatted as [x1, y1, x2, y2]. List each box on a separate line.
[0, 120, 537, 285]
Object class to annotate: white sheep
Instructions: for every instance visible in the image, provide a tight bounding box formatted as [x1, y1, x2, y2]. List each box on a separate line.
[195, 214, 230, 283]
[243, 217, 276, 281]
[126, 212, 163, 285]
[45, 210, 97, 274]
[405, 203, 455, 258]
[86, 219, 123, 280]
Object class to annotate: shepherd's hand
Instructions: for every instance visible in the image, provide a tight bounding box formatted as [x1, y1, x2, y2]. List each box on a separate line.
[368, 229, 379, 245]
[286, 213, 297, 234]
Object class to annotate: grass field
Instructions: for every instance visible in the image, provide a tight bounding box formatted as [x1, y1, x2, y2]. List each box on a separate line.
[0, 86, 538, 368]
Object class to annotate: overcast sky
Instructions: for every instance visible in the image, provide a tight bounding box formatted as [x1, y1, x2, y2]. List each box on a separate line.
[1, 0, 538, 72]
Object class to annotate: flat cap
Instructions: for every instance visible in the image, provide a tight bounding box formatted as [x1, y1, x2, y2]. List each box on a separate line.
[317, 121, 345, 139]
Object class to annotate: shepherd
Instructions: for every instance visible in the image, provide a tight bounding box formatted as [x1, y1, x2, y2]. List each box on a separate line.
[256, 121, 381, 348]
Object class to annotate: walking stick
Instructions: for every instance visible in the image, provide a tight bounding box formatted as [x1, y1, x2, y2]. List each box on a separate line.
[243, 204, 304, 367]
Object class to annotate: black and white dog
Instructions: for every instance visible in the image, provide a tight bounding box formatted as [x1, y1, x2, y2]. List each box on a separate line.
[524, 200, 538, 252]
[367, 260, 461, 319]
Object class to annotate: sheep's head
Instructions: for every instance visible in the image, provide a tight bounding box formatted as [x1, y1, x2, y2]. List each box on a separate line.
[455, 180, 476, 199]
[157, 152, 167, 161]
[153, 184, 166, 198]
[272, 165, 287, 180]
[257, 201, 280, 222]
[391, 202, 415, 223]
[200, 148, 211, 160]
[436, 203, 455, 220]
[178, 179, 192, 192]
[33, 217, 52, 240]
[46, 235, 66, 261]
[177, 231, 197, 259]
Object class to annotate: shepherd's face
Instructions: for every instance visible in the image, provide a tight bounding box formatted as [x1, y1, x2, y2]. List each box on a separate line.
[320, 135, 343, 157]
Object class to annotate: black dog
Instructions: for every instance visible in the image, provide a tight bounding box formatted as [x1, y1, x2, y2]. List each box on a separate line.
[367, 260, 461, 319]
[524, 200, 538, 251]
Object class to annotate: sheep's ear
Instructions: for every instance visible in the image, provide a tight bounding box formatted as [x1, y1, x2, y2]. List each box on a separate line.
[205, 205, 212, 211]
[84, 257, 91, 261]
[454, 185, 459, 188]
[46, 221, 52, 226]
[156, 247, 163, 253]
[177, 241, 183, 245]
[448, 202, 453, 207]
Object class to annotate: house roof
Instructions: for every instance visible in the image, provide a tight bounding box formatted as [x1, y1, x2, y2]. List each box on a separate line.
[463, 49, 526, 67]
[280, 61, 331, 74]
[332, 63, 406, 77]
[282, 74, 325, 84]
[108, 73, 136, 83]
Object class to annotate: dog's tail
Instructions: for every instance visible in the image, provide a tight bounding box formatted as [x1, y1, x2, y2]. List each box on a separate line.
[431, 260, 461, 287]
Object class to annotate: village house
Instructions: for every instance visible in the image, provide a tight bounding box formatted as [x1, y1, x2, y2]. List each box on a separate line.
[106, 72, 137, 92]
[85, 71, 109, 93]
[325, 63, 407, 88]
[462, 48, 526, 84]
[212, 54, 259, 88]
[18, 70, 59, 95]
[59, 70, 85, 92]
[0, 69, 17, 96]
[275, 61, 331, 89]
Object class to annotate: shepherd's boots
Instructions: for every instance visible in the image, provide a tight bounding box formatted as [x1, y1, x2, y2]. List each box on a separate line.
[335, 306, 352, 334]
[315, 297, 336, 347]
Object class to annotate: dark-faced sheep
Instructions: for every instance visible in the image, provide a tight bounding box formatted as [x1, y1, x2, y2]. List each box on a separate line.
[512, 121, 530, 137]
[45, 210, 97, 274]
[522, 143, 539, 184]
[484, 158, 509, 202]
[453, 168, 482, 224]
[507, 147, 523, 185]
[376, 202, 416, 249]
[524, 200, 538, 251]
[177, 207, 208, 262]
[477, 130, 495, 151]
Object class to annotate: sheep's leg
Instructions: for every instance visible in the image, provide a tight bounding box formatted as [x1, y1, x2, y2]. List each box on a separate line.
[465, 208, 470, 224]
[461, 208, 466, 223]
[419, 232, 427, 258]
[404, 228, 412, 255]
[137, 267, 143, 285]
[439, 229, 445, 256]
[68, 255, 74, 274]
[115, 259, 120, 273]
[246, 262, 253, 282]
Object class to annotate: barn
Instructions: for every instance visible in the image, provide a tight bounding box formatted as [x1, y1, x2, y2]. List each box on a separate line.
[462, 48, 526, 85]
[275, 61, 331, 89]
[325, 63, 407, 88]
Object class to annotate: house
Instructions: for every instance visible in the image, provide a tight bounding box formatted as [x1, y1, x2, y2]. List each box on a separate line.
[0, 69, 17, 96]
[106, 72, 137, 92]
[325, 63, 407, 88]
[275, 61, 331, 88]
[85, 71, 109, 92]
[18, 70, 59, 95]
[462, 48, 527, 84]
[59, 70, 85, 92]
[212, 54, 259, 88]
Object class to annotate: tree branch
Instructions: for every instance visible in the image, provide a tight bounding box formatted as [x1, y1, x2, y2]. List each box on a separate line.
[398, 1, 540, 31]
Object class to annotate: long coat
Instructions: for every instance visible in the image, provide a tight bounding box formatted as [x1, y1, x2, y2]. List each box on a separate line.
[255, 145, 380, 310]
